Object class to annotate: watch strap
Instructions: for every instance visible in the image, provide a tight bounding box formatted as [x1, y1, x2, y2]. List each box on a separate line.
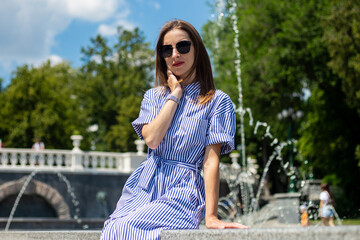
[166, 94, 180, 104]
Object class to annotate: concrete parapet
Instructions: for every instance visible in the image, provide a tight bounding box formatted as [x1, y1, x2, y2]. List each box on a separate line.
[0, 226, 359, 240]
[161, 226, 360, 240]
[0, 231, 101, 240]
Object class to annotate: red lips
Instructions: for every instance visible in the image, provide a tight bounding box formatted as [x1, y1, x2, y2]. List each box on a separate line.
[173, 61, 184, 67]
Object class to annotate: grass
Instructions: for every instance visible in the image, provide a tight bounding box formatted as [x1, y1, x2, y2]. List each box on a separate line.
[339, 219, 360, 225]
[310, 219, 360, 225]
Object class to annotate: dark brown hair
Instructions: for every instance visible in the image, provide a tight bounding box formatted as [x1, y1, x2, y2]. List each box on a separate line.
[321, 183, 334, 201]
[155, 19, 215, 105]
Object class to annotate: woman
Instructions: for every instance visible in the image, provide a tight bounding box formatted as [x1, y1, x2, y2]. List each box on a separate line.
[101, 19, 248, 240]
[319, 183, 335, 227]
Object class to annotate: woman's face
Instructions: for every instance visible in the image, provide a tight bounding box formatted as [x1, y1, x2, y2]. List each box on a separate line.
[162, 29, 195, 82]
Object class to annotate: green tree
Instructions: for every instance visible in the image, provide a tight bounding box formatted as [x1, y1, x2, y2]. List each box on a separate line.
[299, 0, 360, 216]
[0, 62, 86, 149]
[203, 0, 360, 216]
[322, 0, 360, 172]
[322, 0, 360, 116]
[203, 0, 316, 192]
[0, 78, 3, 93]
[78, 27, 154, 152]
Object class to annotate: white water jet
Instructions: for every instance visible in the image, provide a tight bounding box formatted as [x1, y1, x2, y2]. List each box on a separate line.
[4, 170, 82, 231]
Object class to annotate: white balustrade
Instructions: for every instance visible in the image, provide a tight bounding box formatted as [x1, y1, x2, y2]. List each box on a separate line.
[0, 137, 146, 173]
[0, 148, 146, 173]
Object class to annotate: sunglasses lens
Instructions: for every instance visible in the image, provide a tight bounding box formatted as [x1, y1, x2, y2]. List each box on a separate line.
[160, 45, 172, 58]
[159, 41, 191, 58]
[176, 41, 191, 54]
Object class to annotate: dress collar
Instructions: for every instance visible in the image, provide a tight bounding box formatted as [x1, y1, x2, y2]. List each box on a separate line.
[182, 81, 200, 97]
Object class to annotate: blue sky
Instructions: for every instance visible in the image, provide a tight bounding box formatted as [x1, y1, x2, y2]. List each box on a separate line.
[0, 0, 217, 87]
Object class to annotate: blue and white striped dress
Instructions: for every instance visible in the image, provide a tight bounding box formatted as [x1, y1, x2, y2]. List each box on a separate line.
[101, 81, 235, 240]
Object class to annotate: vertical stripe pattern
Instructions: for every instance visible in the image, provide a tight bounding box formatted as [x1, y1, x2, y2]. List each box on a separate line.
[101, 81, 235, 240]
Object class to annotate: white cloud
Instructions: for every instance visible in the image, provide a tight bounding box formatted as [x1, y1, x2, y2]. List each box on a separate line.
[98, 24, 118, 36]
[115, 18, 136, 31]
[49, 55, 64, 66]
[0, 0, 126, 70]
[65, 0, 118, 22]
[97, 9, 135, 36]
[31, 54, 64, 69]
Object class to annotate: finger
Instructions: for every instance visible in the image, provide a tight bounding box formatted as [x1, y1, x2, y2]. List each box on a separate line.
[224, 222, 248, 229]
[167, 73, 177, 83]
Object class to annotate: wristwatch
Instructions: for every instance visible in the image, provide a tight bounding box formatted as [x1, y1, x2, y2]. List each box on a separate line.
[166, 94, 180, 104]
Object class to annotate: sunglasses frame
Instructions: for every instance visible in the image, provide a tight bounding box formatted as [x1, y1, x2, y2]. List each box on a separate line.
[158, 40, 192, 58]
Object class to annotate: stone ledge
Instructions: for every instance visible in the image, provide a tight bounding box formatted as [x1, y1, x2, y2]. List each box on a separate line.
[161, 226, 360, 240]
[0, 230, 101, 240]
[0, 226, 359, 240]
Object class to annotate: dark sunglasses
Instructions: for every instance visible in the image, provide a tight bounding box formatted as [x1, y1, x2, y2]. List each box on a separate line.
[158, 40, 191, 58]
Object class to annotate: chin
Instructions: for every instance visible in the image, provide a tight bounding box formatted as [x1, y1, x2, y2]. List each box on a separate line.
[173, 72, 184, 78]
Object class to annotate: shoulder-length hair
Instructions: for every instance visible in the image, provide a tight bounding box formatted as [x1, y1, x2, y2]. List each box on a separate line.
[155, 19, 215, 105]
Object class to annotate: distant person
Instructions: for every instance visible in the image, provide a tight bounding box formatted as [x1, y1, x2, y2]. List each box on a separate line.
[300, 204, 309, 227]
[32, 138, 45, 165]
[32, 138, 45, 150]
[319, 183, 335, 227]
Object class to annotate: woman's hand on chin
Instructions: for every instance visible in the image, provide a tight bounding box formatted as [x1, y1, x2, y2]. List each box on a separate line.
[167, 70, 182, 98]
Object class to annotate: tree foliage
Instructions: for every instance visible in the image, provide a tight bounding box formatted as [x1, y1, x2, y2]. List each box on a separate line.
[0, 27, 154, 152]
[0, 62, 85, 148]
[203, 0, 360, 216]
[76, 27, 153, 151]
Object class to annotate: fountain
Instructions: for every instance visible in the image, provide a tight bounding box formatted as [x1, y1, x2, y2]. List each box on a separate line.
[0, 137, 146, 232]
[209, 0, 345, 228]
[0, 1, 358, 239]
[4, 170, 82, 231]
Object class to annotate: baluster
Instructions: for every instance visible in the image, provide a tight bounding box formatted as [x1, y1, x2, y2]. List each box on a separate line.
[84, 155, 90, 168]
[100, 156, 106, 169]
[20, 153, 27, 166]
[91, 156, 97, 169]
[1, 153, 9, 166]
[10, 153, 17, 166]
[48, 154, 54, 166]
[55, 154, 62, 167]
[38, 154, 45, 166]
[116, 156, 124, 171]
[65, 154, 71, 167]
[108, 157, 114, 169]
[30, 153, 36, 166]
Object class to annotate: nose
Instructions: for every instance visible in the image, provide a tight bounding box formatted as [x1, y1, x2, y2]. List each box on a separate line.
[171, 47, 180, 58]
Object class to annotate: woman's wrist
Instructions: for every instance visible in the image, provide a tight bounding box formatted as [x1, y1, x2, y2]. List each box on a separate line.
[166, 94, 180, 104]
[205, 214, 218, 222]
[171, 87, 182, 99]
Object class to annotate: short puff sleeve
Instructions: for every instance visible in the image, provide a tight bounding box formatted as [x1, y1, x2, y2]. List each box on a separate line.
[131, 89, 159, 139]
[205, 93, 236, 154]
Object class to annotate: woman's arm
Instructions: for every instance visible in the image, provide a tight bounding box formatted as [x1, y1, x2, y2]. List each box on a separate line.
[203, 143, 248, 229]
[142, 71, 182, 149]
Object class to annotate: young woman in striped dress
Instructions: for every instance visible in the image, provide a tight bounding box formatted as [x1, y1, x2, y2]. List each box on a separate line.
[101, 19, 248, 240]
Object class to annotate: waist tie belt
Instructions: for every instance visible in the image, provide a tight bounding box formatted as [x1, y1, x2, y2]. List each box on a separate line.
[138, 153, 203, 224]
[138, 153, 201, 191]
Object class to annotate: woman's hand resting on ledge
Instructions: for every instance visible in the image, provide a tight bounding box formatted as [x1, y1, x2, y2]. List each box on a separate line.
[206, 215, 249, 229]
